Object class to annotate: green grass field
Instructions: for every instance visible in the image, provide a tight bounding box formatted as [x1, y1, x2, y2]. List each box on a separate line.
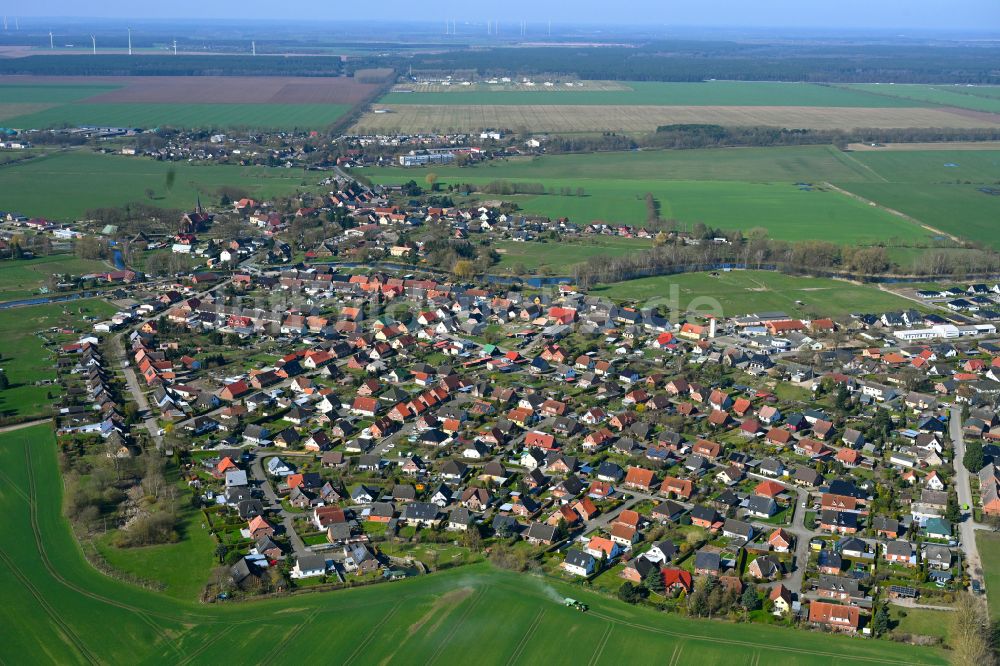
[0, 298, 117, 419]
[0, 422, 947, 665]
[382, 81, 924, 108]
[364, 146, 930, 244]
[833, 149, 1000, 248]
[976, 531, 1000, 619]
[94, 507, 216, 601]
[495, 237, 652, 273]
[0, 150, 312, 220]
[5, 103, 352, 131]
[591, 270, 914, 318]
[887, 607, 952, 641]
[844, 84, 1000, 114]
[380, 145, 872, 182]
[0, 255, 112, 301]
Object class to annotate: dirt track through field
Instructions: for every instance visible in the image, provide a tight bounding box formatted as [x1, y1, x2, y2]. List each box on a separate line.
[353, 104, 1000, 134]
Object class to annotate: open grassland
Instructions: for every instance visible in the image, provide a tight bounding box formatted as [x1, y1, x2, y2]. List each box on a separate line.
[386, 146, 872, 182]
[0, 77, 379, 130]
[363, 147, 930, 244]
[0, 255, 112, 301]
[977, 531, 1000, 619]
[833, 149, 1000, 249]
[592, 270, 914, 318]
[0, 150, 311, 220]
[844, 84, 1000, 115]
[0, 299, 116, 420]
[0, 421, 947, 664]
[94, 506, 215, 601]
[495, 237, 652, 273]
[352, 104, 997, 135]
[382, 81, 923, 107]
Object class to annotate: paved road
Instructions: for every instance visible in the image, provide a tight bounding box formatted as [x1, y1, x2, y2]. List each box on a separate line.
[950, 405, 986, 582]
[110, 332, 164, 450]
[746, 471, 815, 596]
[250, 453, 306, 555]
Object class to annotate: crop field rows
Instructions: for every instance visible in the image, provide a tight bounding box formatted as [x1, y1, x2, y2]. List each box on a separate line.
[0, 76, 381, 130]
[0, 420, 947, 665]
[351, 103, 1000, 135]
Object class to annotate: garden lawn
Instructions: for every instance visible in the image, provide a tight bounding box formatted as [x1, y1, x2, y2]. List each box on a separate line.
[592, 270, 916, 318]
[888, 606, 952, 641]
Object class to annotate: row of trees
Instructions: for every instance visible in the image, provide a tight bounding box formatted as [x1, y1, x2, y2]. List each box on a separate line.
[569, 227, 998, 288]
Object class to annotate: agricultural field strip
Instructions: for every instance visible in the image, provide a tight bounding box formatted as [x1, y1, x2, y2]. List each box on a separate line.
[380, 81, 928, 107]
[351, 104, 1000, 134]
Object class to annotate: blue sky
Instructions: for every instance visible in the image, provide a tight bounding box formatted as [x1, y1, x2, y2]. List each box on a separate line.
[5, 0, 1000, 31]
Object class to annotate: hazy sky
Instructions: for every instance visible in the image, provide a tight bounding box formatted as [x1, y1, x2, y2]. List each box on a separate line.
[5, 0, 1000, 31]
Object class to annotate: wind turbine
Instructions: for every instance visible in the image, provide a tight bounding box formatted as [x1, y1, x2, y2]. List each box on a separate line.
[91, 35, 96, 55]
[251, 40, 256, 56]
[172, 39, 177, 55]
[127, 27, 132, 55]
[3, 16, 7, 31]
[48, 31, 53, 49]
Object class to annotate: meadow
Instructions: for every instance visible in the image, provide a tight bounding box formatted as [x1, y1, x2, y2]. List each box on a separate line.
[0, 150, 312, 220]
[363, 146, 930, 245]
[0, 298, 117, 420]
[0, 255, 112, 301]
[366, 144, 1000, 249]
[494, 237, 652, 273]
[591, 270, 914, 318]
[382, 81, 925, 107]
[0, 421, 947, 665]
[977, 531, 1000, 619]
[834, 149, 1000, 248]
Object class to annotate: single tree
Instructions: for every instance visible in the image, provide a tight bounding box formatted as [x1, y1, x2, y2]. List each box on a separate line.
[871, 604, 890, 637]
[965, 439, 985, 473]
[644, 566, 666, 595]
[740, 585, 761, 611]
[215, 543, 229, 564]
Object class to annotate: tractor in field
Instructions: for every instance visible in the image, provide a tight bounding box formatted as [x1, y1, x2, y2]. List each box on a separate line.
[563, 598, 588, 612]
